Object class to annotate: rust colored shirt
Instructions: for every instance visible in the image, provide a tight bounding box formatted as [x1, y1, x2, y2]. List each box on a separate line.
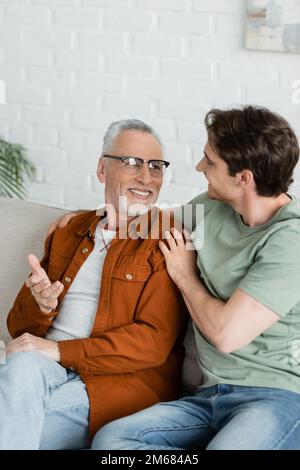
[7, 207, 188, 438]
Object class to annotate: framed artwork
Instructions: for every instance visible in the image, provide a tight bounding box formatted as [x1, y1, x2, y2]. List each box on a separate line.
[246, 0, 300, 53]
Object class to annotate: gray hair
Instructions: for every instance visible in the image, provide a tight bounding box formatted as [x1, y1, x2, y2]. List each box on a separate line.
[102, 118, 163, 155]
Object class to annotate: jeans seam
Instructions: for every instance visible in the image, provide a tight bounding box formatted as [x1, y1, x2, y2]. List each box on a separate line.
[139, 424, 210, 440]
[48, 372, 76, 389]
[46, 404, 89, 413]
[48, 380, 66, 389]
[271, 419, 300, 450]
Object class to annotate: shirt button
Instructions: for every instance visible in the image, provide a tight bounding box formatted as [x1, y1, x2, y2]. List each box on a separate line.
[64, 276, 72, 283]
[81, 247, 89, 254]
[126, 274, 133, 280]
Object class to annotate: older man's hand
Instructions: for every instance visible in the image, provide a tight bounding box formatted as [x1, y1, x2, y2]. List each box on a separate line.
[26, 254, 64, 314]
[6, 333, 61, 362]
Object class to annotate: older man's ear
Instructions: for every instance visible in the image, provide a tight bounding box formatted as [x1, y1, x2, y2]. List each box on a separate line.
[97, 157, 106, 184]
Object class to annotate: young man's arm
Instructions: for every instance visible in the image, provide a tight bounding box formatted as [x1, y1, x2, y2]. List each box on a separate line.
[179, 281, 279, 353]
[159, 227, 299, 354]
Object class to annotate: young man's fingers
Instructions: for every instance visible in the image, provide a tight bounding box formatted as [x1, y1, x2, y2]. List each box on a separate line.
[182, 228, 192, 241]
[171, 227, 183, 239]
[164, 231, 178, 250]
[158, 240, 170, 257]
[46, 221, 57, 238]
[182, 229, 196, 251]
[60, 212, 78, 227]
[171, 227, 186, 249]
[46, 212, 78, 237]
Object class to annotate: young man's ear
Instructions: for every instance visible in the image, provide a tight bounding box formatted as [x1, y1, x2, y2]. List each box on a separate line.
[240, 169, 253, 187]
[97, 156, 106, 184]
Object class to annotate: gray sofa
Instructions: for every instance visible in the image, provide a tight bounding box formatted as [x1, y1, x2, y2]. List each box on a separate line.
[0, 196, 202, 392]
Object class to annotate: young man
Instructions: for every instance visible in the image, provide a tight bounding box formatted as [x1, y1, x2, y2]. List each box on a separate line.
[1, 119, 188, 450]
[89, 106, 300, 450]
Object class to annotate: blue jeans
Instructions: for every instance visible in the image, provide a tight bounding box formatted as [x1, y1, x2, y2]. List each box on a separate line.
[0, 351, 90, 450]
[91, 384, 300, 450]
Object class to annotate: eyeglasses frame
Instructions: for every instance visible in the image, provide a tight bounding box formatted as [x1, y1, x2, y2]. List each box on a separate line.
[102, 154, 170, 176]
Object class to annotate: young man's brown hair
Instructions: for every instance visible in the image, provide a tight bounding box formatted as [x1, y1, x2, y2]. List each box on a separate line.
[205, 105, 300, 197]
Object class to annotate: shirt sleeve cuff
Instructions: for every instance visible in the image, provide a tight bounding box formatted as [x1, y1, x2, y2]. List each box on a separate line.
[58, 339, 84, 369]
[27, 295, 58, 326]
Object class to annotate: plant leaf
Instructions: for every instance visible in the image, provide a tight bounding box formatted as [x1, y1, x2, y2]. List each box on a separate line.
[0, 138, 36, 199]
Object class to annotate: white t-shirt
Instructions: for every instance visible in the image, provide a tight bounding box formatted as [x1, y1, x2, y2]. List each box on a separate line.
[46, 223, 116, 341]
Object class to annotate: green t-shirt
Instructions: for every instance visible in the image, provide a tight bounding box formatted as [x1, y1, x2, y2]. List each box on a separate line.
[185, 192, 300, 394]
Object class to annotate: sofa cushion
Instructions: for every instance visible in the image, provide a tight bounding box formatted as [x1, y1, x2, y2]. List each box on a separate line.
[0, 197, 65, 343]
[181, 320, 203, 393]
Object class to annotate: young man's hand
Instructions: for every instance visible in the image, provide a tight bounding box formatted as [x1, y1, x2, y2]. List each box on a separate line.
[46, 211, 82, 237]
[159, 228, 199, 289]
[26, 254, 64, 314]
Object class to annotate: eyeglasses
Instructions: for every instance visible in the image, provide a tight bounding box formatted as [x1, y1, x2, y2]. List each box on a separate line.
[102, 155, 170, 177]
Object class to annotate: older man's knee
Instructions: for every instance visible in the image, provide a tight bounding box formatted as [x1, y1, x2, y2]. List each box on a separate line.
[4, 351, 48, 382]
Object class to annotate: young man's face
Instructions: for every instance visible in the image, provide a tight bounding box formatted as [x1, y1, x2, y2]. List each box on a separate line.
[196, 141, 239, 203]
[97, 129, 164, 216]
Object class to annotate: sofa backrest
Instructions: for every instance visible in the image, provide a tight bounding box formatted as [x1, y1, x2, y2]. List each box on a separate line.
[0, 197, 65, 343]
[0, 197, 202, 391]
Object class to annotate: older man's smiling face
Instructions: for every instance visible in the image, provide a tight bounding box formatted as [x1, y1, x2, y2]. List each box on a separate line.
[97, 129, 164, 217]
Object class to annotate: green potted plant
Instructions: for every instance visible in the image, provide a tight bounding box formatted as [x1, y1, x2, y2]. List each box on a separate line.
[0, 138, 35, 198]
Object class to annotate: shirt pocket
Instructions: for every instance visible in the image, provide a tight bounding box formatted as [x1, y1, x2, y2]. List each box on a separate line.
[111, 266, 152, 283]
[47, 257, 70, 284]
[109, 266, 152, 326]
[47, 250, 72, 282]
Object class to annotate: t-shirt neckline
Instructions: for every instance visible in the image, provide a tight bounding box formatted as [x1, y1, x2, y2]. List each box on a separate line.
[234, 193, 296, 233]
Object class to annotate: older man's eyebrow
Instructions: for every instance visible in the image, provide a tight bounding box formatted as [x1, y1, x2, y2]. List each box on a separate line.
[204, 151, 215, 164]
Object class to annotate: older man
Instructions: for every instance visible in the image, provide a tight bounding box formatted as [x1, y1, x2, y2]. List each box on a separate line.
[0, 119, 188, 450]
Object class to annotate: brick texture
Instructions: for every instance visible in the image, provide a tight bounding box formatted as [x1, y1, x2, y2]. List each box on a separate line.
[0, 0, 298, 209]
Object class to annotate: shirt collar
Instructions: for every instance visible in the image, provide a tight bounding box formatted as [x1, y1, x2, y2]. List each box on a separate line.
[76, 206, 163, 240]
[76, 209, 104, 239]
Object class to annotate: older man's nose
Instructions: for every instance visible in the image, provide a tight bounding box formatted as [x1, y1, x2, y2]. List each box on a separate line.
[136, 163, 153, 184]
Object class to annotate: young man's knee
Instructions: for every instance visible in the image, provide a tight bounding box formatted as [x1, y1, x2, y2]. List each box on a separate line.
[91, 414, 144, 450]
[91, 422, 121, 450]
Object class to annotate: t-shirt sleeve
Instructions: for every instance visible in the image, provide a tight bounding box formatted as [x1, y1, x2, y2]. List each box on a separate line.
[180, 192, 208, 232]
[239, 227, 300, 318]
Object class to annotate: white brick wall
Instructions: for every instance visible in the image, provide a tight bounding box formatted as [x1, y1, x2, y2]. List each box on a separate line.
[5, 6, 51, 25]
[0, 0, 299, 210]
